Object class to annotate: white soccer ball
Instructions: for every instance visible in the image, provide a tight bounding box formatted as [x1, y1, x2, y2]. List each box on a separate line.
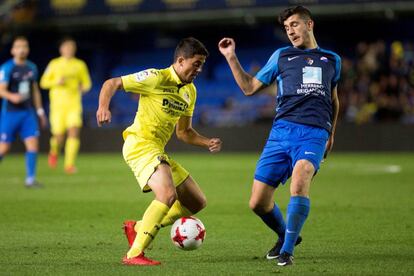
[170, 216, 206, 250]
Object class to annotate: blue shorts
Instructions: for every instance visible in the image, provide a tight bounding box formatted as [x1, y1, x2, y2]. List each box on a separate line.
[254, 119, 329, 188]
[0, 109, 39, 143]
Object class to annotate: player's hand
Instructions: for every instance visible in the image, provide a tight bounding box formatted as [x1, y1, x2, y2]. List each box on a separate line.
[208, 138, 222, 153]
[96, 108, 112, 127]
[8, 93, 23, 104]
[218, 38, 236, 58]
[324, 136, 334, 160]
[39, 115, 48, 129]
[58, 77, 65, 85]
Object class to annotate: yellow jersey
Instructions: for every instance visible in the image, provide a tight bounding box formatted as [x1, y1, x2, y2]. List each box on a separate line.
[121, 66, 196, 148]
[40, 57, 91, 109]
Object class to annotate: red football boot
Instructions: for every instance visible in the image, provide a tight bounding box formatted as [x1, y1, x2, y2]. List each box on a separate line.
[123, 220, 137, 247]
[64, 166, 77, 174]
[48, 153, 58, 169]
[122, 253, 161, 266]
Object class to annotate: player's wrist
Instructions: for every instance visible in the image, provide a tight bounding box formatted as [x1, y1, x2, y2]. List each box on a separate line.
[36, 108, 45, 116]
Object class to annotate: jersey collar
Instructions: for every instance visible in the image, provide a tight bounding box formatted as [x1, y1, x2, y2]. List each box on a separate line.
[169, 65, 185, 85]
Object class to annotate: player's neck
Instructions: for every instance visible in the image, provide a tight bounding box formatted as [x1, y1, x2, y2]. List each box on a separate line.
[13, 57, 26, 65]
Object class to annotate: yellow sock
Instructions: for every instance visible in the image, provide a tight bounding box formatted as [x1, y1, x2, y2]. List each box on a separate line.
[127, 200, 169, 258]
[50, 136, 60, 155]
[160, 200, 192, 227]
[64, 137, 80, 168]
[132, 201, 191, 232]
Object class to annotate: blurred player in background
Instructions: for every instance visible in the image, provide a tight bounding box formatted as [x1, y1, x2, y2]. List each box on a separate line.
[219, 6, 340, 266]
[97, 37, 222, 266]
[40, 37, 91, 174]
[0, 36, 47, 187]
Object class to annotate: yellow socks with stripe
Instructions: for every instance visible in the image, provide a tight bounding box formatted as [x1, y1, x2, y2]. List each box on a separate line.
[50, 136, 60, 156]
[64, 137, 80, 169]
[160, 200, 192, 227]
[127, 200, 169, 258]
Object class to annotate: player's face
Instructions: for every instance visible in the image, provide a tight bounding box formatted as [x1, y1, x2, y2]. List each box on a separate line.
[177, 54, 206, 83]
[284, 14, 313, 49]
[11, 39, 29, 60]
[60, 40, 77, 58]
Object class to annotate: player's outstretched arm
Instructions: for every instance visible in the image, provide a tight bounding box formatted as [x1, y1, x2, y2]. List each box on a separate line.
[96, 77, 123, 127]
[176, 116, 222, 153]
[218, 38, 264, 96]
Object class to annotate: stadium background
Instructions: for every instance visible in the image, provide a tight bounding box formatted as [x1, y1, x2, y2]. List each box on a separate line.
[1, 0, 413, 152]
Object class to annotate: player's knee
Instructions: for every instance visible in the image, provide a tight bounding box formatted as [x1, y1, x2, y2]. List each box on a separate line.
[249, 199, 268, 215]
[197, 195, 207, 212]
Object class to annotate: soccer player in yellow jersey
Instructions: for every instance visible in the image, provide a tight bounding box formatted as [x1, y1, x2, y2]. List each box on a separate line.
[96, 37, 222, 266]
[40, 37, 91, 174]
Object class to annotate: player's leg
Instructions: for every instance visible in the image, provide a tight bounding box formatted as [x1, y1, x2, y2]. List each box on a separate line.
[23, 137, 42, 187]
[63, 108, 82, 173]
[64, 126, 80, 174]
[159, 175, 206, 227]
[278, 124, 328, 266]
[48, 107, 65, 168]
[21, 110, 42, 187]
[0, 142, 11, 162]
[126, 163, 174, 263]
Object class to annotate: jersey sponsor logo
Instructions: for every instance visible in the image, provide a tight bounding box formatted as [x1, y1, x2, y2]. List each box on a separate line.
[288, 56, 299, 61]
[134, 70, 152, 82]
[162, 98, 188, 116]
[302, 66, 322, 84]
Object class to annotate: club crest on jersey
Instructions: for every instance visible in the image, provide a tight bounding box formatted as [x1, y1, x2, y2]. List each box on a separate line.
[306, 57, 314, 65]
[320, 56, 328, 62]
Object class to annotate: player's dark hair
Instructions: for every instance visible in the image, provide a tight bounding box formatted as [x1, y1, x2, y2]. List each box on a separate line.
[174, 37, 209, 62]
[59, 36, 76, 46]
[13, 35, 28, 43]
[278, 6, 313, 24]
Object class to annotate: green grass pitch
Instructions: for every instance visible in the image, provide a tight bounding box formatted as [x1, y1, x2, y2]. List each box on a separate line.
[1, 152, 413, 275]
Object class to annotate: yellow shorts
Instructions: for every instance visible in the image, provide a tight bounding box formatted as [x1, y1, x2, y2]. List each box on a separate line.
[50, 106, 82, 135]
[122, 133, 189, 192]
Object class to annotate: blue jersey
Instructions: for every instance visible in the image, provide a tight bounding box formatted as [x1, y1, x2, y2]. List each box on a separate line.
[0, 59, 38, 111]
[255, 46, 341, 132]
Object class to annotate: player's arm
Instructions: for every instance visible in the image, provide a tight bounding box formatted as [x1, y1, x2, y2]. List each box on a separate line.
[96, 77, 123, 127]
[325, 85, 339, 158]
[79, 61, 92, 94]
[218, 38, 264, 96]
[0, 82, 22, 104]
[176, 116, 222, 153]
[32, 81, 48, 128]
[39, 61, 58, 89]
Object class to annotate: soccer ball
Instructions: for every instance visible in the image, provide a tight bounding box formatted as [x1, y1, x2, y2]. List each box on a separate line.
[170, 216, 206, 250]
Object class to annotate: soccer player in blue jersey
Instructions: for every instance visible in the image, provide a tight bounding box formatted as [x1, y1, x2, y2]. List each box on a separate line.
[0, 36, 47, 187]
[219, 6, 340, 266]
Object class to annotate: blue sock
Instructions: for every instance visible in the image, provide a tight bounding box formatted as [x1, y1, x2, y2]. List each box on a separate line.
[25, 151, 37, 184]
[281, 196, 310, 255]
[259, 203, 286, 239]
[0, 155, 3, 162]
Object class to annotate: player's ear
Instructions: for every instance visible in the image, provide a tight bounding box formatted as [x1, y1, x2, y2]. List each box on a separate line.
[177, 56, 185, 67]
[306, 19, 314, 30]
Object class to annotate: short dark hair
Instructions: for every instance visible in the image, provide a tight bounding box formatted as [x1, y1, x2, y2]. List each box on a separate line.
[278, 6, 313, 25]
[13, 35, 28, 43]
[59, 36, 76, 46]
[174, 37, 209, 62]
